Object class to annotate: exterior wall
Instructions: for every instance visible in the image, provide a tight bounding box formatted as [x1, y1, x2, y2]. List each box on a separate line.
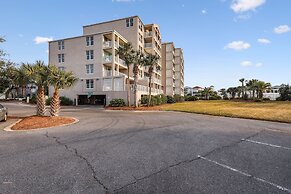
[174, 48, 184, 96]
[162, 42, 177, 96]
[49, 16, 183, 105]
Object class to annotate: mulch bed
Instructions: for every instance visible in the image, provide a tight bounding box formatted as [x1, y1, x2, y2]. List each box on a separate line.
[106, 106, 167, 111]
[11, 116, 76, 130]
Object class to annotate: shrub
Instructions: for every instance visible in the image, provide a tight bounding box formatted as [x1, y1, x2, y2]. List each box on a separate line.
[46, 97, 51, 105]
[109, 98, 126, 107]
[185, 95, 198, 101]
[167, 96, 176, 104]
[174, 94, 184, 103]
[30, 95, 37, 104]
[209, 95, 222, 100]
[262, 97, 271, 101]
[141, 95, 167, 106]
[60, 96, 73, 106]
[46, 96, 73, 106]
[254, 99, 263, 102]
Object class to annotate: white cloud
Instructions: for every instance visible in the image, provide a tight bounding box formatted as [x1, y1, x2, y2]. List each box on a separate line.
[18, 34, 24, 37]
[202, 10, 207, 14]
[274, 25, 290, 34]
[240, 61, 253, 66]
[258, 38, 271, 44]
[34, 36, 53, 44]
[225, 41, 251, 51]
[231, 0, 266, 13]
[46, 49, 49, 53]
[240, 61, 263, 67]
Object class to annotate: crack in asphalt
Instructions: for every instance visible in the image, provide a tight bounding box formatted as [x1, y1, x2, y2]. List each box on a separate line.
[112, 129, 265, 193]
[44, 132, 109, 193]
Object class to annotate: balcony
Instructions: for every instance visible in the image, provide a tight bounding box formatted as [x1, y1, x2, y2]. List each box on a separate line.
[115, 57, 127, 68]
[103, 41, 112, 49]
[144, 31, 152, 37]
[144, 43, 152, 48]
[103, 55, 112, 63]
[153, 78, 161, 84]
[103, 70, 127, 77]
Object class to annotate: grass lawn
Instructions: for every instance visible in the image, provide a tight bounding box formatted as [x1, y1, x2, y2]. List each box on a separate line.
[162, 100, 291, 123]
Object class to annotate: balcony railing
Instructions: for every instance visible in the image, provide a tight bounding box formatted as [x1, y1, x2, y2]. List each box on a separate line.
[103, 69, 127, 77]
[103, 55, 112, 63]
[115, 57, 127, 67]
[103, 41, 112, 48]
[153, 78, 161, 84]
[144, 43, 152, 48]
[131, 84, 163, 94]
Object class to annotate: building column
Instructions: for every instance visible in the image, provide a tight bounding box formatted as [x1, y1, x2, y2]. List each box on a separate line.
[112, 32, 116, 91]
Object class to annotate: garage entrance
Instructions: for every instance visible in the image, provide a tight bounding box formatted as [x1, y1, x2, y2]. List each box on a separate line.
[78, 95, 106, 106]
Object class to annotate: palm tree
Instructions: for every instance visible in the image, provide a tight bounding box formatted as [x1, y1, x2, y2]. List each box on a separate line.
[143, 53, 160, 106]
[202, 86, 213, 100]
[239, 78, 245, 98]
[23, 61, 50, 116]
[49, 65, 77, 116]
[116, 43, 135, 106]
[246, 79, 258, 98]
[227, 87, 238, 99]
[256, 81, 271, 99]
[132, 51, 145, 107]
[15, 65, 30, 97]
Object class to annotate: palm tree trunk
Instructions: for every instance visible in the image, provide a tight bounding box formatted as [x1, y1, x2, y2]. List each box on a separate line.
[50, 87, 60, 117]
[36, 86, 46, 116]
[133, 65, 138, 108]
[127, 68, 130, 106]
[148, 75, 152, 107]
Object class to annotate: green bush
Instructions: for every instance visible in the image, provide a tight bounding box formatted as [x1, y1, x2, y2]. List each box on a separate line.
[46, 96, 73, 106]
[209, 95, 222, 100]
[109, 98, 126, 107]
[174, 94, 184, 103]
[185, 95, 198, 101]
[30, 95, 37, 104]
[262, 97, 271, 101]
[60, 96, 73, 105]
[167, 96, 176, 104]
[141, 95, 167, 106]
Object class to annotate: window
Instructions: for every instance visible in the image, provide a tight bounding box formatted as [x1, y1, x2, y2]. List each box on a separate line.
[114, 78, 124, 91]
[126, 18, 134, 27]
[58, 54, 64, 63]
[86, 36, 94, 46]
[86, 64, 94, 74]
[86, 79, 94, 89]
[86, 50, 94, 60]
[58, 40, 64, 50]
[58, 66, 65, 71]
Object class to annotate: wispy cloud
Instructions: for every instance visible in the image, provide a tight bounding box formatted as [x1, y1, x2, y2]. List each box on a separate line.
[33, 36, 53, 44]
[231, 0, 266, 13]
[225, 41, 251, 51]
[274, 25, 290, 34]
[240, 61, 263, 67]
[202, 10, 207, 14]
[258, 38, 271, 44]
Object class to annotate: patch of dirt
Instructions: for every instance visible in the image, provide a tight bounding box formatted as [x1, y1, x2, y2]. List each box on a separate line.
[11, 116, 76, 130]
[106, 105, 167, 111]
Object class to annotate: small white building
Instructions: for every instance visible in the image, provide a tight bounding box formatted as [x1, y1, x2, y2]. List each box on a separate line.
[263, 85, 281, 100]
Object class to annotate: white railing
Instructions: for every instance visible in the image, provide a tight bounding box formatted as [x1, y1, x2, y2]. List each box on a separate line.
[131, 84, 163, 94]
[153, 78, 161, 84]
[144, 43, 152, 48]
[103, 41, 112, 48]
[103, 55, 112, 63]
[104, 70, 112, 77]
[119, 58, 126, 66]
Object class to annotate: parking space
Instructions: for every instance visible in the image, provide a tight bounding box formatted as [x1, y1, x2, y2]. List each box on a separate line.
[0, 103, 290, 193]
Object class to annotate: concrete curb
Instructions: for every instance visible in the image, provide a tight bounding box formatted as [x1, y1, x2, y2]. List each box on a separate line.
[3, 117, 79, 132]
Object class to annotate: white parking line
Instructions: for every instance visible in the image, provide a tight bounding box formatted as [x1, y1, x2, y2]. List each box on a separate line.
[241, 139, 291, 150]
[198, 155, 291, 193]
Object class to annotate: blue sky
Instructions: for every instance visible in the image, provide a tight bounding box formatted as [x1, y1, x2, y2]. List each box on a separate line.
[1, 0, 290, 89]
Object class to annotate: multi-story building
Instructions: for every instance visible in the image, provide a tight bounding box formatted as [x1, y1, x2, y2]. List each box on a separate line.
[49, 16, 183, 105]
[162, 42, 184, 96]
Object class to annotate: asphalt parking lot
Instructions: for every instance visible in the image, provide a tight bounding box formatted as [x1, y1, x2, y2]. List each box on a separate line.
[0, 102, 290, 194]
